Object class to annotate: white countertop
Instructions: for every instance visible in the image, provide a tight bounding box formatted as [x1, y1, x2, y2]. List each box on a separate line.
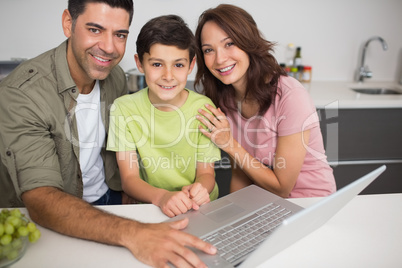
[304, 81, 402, 109]
[8, 193, 402, 268]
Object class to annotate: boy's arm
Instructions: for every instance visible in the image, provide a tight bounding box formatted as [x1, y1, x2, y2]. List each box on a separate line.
[116, 151, 164, 204]
[116, 151, 194, 217]
[183, 161, 216, 206]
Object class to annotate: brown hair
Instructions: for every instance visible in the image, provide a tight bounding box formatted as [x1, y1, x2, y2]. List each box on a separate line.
[194, 4, 286, 114]
[68, 0, 134, 27]
[136, 15, 196, 64]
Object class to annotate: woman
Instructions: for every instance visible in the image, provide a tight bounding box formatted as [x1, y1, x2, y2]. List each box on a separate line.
[195, 4, 336, 198]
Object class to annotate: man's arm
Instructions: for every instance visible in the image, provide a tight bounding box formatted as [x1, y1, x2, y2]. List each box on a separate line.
[22, 186, 216, 268]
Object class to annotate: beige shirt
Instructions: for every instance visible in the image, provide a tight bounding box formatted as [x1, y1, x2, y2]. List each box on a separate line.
[0, 41, 127, 207]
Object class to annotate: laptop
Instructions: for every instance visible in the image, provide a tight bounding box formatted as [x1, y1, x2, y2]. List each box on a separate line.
[166, 165, 386, 267]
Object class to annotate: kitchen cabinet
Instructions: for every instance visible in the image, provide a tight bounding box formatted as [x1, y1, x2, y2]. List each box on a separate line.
[317, 108, 402, 194]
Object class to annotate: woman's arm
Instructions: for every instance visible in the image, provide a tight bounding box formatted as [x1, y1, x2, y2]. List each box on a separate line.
[227, 131, 309, 197]
[197, 104, 309, 197]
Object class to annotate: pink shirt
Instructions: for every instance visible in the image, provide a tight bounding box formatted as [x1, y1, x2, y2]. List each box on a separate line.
[223, 76, 336, 197]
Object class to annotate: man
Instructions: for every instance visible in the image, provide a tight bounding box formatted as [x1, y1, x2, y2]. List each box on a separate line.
[0, 1, 216, 267]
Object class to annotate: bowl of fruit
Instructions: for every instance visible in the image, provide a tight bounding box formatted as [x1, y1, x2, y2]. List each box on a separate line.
[0, 208, 41, 268]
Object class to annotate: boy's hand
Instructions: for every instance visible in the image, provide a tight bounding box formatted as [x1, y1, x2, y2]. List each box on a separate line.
[158, 191, 194, 218]
[182, 183, 211, 208]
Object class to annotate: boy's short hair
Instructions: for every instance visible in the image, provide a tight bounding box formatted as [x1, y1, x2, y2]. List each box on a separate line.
[136, 15, 196, 63]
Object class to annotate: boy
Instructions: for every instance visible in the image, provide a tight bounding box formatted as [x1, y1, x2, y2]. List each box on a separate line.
[107, 15, 221, 217]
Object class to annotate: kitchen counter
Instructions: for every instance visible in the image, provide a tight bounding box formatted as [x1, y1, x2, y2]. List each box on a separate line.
[7, 193, 402, 268]
[305, 81, 402, 109]
[187, 80, 402, 109]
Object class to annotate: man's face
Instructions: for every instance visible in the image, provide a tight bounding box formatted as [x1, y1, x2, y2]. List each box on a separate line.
[63, 3, 130, 87]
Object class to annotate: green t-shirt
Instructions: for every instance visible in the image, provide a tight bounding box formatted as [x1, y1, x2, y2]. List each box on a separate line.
[107, 88, 221, 200]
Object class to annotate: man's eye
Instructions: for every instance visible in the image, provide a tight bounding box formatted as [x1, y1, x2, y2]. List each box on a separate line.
[116, 33, 127, 39]
[89, 28, 100, 34]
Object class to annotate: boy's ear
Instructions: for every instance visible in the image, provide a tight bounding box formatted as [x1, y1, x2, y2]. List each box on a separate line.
[188, 56, 196, 75]
[134, 54, 145, 73]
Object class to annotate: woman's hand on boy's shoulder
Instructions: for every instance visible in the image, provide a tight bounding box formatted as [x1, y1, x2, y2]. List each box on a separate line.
[197, 104, 234, 150]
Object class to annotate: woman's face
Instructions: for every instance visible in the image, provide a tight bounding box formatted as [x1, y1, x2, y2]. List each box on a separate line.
[200, 21, 250, 92]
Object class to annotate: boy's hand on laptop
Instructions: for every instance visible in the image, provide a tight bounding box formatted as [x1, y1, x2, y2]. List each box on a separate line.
[158, 190, 194, 217]
[182, 183, 211, 208]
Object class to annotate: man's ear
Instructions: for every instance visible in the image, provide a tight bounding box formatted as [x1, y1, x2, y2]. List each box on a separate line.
[134, 54, 145, 73]
[62, 9, 73, 38]
[188, 56, 196, 75]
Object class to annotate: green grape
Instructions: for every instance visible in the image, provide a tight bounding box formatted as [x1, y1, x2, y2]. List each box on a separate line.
[11, 238, 22, 249]
[1, 208, 41, 262]
[27, 222, 36, 233]
[6, 215, 22, 228]
[10, 208, 22, 218]
[4, 223, 14, 235]
[18, 226, 29, 237]
[28, 229, 41, 243]
[1, 234, 12, 246]
[1, 209, 9, 215]
[1, 244, 12, 255]
[7, 249, 19, 260]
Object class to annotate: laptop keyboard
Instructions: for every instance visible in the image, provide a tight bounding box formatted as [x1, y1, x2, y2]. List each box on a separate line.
[203, 203, 292, 264]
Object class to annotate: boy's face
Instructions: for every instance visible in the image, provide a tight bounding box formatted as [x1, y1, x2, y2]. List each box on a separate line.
[135, 44, 196, 111]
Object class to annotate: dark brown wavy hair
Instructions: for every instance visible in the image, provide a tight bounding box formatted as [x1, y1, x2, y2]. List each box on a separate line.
[194, 4, 286, 115]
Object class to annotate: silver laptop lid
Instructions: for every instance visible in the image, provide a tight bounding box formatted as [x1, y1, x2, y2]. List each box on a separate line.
[239, 165, 386, 267]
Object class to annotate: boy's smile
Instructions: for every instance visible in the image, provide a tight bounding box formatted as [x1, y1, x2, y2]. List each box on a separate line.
[135, 44, 196, 112]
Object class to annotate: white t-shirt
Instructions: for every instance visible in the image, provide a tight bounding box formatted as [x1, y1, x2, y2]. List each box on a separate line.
[76, 80, 108, 202]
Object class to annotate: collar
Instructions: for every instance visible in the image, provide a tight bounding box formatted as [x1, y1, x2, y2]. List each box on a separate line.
[55, 40, 77, 94]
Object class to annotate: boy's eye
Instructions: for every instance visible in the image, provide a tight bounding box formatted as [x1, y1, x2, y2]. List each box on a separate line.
[175, 63, 184, 68]
[152, 63, 162, 67]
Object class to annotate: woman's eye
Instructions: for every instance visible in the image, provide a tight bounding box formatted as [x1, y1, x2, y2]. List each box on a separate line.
[226, 42, 235, 47]
[203, 48, 213, 54]
[175, 63, 184, 68]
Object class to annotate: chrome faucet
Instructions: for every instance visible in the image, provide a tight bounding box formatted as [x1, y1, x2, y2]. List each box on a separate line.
[356, 36, 388, 82]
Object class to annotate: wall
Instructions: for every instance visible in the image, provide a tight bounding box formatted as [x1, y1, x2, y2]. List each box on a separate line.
[1, 0, 401, 82]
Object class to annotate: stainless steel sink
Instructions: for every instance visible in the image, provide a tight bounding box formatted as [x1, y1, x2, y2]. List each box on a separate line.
[351, 87, 402, 95]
